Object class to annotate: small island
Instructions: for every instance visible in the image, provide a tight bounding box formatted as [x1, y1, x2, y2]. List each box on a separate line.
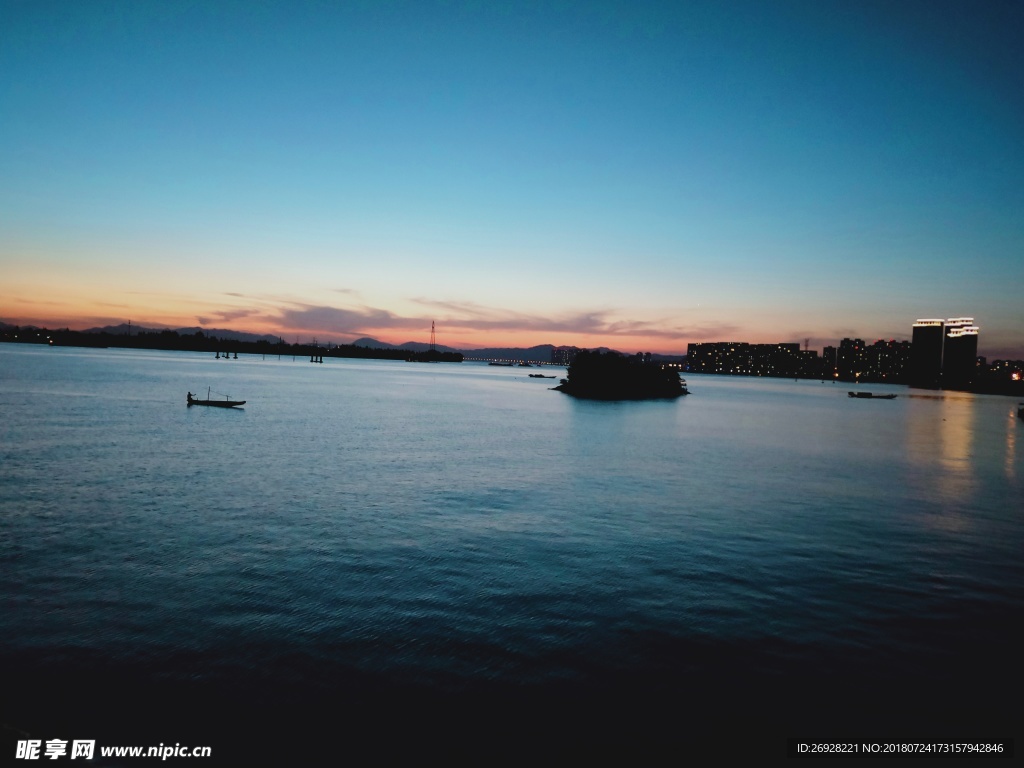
[553, 350, 689, 400]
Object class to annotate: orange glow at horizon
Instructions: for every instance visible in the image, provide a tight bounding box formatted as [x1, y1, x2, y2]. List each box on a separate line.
[5, 304, 697, 354]
[243, 322, 695, 355]
[8, 288, 1017, 358]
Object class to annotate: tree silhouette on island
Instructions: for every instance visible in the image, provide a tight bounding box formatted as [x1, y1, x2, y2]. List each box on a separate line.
[554, 350, 689, 400]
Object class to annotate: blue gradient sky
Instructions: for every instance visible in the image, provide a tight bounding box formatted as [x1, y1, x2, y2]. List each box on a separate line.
[2, 0, 1022, 356]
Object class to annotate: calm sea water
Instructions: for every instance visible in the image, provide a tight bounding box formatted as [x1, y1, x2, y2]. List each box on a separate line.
[2, 344, 1021, 761]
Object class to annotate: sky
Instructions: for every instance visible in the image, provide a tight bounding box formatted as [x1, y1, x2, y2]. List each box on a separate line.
[2, 0, 1022, 357]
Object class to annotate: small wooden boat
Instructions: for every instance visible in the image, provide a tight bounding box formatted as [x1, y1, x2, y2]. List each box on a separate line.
[848, 392, 897, 399]
[188, 389, 245, 408]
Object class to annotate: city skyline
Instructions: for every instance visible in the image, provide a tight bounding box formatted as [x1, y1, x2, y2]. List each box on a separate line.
[2, 1, 1023, 358]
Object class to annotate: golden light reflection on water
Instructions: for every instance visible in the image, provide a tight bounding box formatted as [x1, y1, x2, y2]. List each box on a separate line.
[1005, 406, 1018, 481]
[906, 393, 976, 513]
[906, 394, 1023, 512]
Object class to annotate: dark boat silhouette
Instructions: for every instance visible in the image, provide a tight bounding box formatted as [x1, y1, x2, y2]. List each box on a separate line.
[188, 389, 245, 408]
[848, 392, 897, 399]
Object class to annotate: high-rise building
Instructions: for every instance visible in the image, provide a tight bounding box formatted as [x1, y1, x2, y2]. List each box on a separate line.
[942, 317, 980, 390]
[551, 346, 581, 366]
[908, 317, 981, 390]
[822, 345, 838, 378]
[909, 319, 944, 388]
[863, 339, 912, 382]
[836, 338, 864, 381]
[685, 342, 810, 377]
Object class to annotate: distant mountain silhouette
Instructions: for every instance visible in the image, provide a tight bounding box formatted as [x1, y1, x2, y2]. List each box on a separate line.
[351, 337, 396, 349]
[397, 341, 462, 353]
[84, 323, 282, 343]
[83, 323, 161, 335]
[6, 320, 684, 361]
[174, 326, 283, 343]
[351, 337, 465, 353]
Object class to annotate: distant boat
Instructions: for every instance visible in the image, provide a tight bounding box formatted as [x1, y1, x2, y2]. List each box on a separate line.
[188, 389, 245, 408]
[528, 373, 556, 378]
[848, 392, 897, 399]
[488, 362, 514, 367]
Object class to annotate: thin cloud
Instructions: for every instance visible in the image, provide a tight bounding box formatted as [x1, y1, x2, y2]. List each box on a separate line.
[3, 297, 68, 307]
[410, 297, 503, 318]
[411, 298, 737, 340]
[187, 294, 697, 342]
[831, 327, 862, 339]
[179, 296, 744, 346]
[273, 304, 425, 334]
[197, 308, 260, 326]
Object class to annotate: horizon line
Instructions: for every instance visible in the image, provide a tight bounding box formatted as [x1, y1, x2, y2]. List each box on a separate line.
[4, 318, 1023, 361]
